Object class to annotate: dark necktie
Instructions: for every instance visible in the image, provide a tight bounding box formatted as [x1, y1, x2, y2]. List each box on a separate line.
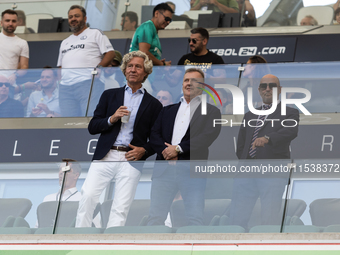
[248, 104, 271, 158]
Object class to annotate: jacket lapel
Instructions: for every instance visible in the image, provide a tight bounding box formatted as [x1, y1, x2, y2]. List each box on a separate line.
[134, 89, 151, 128]
[169, 103, 181, 141]
[260, 102, 282, 130]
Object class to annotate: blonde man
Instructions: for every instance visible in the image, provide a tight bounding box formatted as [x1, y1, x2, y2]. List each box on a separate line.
[76, 51, 162, 228]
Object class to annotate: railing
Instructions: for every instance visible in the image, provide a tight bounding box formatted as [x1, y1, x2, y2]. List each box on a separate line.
[1, 61, 340, 234]
[2, 62, 340, 118]
[0, 159, 340, 234]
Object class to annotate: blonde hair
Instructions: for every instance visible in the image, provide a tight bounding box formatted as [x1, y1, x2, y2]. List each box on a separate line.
[120, 51, 153, 82]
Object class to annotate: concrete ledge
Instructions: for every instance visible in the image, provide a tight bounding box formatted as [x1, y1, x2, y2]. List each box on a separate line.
[1, 233, 340, 243]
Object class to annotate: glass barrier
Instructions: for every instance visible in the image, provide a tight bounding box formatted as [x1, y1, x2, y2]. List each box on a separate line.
[6, 159, 340, 234]
[3, 61, 340, 118]
[87, 64, 241, 117]
[239, 61, 340, 114]
[284, 159, 340, 234]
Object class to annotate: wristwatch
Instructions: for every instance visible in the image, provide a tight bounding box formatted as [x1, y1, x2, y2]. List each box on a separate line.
[264, 135, 270, 141]
[175, 145, 181, 154]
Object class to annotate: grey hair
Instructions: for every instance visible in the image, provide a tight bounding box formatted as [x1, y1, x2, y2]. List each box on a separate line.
[185, 67, 205, 79]
[305, 15, 318, 26]
[120, 51, 153, 83]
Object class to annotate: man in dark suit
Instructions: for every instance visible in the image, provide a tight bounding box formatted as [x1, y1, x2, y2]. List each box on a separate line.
[229, 74, 300, 230]
[147, 68, 221, 226]
[76, 51, 162, 228]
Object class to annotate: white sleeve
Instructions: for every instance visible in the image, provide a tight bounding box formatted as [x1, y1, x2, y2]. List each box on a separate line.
[20, 40, 29, 58]
[26, 94, 35, 117]
[57, 42, 63, 67]
[95, 30, 114, 55]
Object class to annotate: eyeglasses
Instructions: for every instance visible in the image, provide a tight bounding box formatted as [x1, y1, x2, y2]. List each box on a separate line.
[159, 12, 172, 23]
[0, 82, 10, 88]
[188, 38, 202, 44]
[259, 83, 278, 90]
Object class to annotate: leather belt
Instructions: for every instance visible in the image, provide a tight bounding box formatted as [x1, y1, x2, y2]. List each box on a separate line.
[111, 146, 129, 152]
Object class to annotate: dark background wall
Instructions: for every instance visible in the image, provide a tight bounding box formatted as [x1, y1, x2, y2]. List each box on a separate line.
[27, 33, 340, 68]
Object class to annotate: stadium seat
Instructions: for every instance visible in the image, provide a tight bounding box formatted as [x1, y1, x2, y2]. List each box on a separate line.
[37, 201, 101, 228]
[249, 225, 321, 233]
[2, 216, 16, 227]
[100, 199, 150, 228]
[176, 225, 245, 233]
[13, 217, 30, 228]
[170, 199, 231, 228]
[323, 225, 340, 232]
[26, 13, 53, 33]
[0, 227, 31, 235]
[104, 226, 174, 234]
[0, 198, 32, 226]
[309, 198, 340, 227]
[37, 201, 79, 228]
[34, 227, 103, 234]
[217, 199, 306, 229]
[246, 199, 306, 229]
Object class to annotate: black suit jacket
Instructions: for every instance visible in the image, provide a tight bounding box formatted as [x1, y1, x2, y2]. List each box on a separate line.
[237, 103, 299, 159]
[88, 86, 162, 161]
[150, 101, 221, 177]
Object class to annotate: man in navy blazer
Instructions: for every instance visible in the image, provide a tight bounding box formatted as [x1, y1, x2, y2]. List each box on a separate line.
[147, 68, 221, 226]
[76, 51, 162, 228]
[229, 74, 300, 230]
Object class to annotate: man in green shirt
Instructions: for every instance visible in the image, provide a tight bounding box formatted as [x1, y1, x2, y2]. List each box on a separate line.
[129, 3, 173, 66]
[190, 0, 239, 13]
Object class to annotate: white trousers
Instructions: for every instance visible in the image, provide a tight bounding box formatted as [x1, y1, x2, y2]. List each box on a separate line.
[76, 150, 141, 228]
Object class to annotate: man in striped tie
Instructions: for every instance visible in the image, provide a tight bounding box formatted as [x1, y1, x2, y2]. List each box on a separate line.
[229, 74, 300, 230]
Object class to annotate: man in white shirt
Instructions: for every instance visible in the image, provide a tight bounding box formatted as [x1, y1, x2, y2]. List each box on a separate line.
[0, 9, 29, 86]
[39, 161, 101, 228]
[42, 161, 82, 203]
[57, 5, 115, 117]
[147, 68, 221, 226]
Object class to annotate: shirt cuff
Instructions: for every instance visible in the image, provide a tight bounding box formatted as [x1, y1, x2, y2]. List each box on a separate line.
[108, 117, 113, 126]
[177, 145, 183, 154]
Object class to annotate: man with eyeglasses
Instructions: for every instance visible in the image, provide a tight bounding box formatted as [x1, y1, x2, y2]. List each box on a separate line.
[129, 3, 173, 66]
[165, 27, 224, 86]
[178, 27, 224, 69]
[229, 74, 300, 230]
[0, 76, 24, 118]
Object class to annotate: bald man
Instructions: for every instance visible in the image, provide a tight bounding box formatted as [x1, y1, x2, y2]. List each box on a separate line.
[229, 74, 300, 230]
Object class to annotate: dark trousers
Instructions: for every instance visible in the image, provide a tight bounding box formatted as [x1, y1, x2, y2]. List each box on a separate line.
[229, 178, 288, 230]
[59, 79, 104, 117]
[147, 164, 206, 226]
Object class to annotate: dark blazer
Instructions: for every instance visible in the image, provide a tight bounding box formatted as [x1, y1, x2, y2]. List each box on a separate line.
[150, 101, 221, 177]
[88, 86, 162, 161]
[237, 103, 299, 159]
